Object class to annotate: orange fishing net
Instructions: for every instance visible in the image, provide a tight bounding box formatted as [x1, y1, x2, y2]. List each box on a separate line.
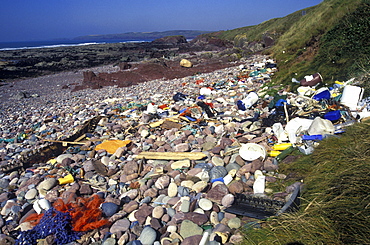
[24, 194, 110, 232]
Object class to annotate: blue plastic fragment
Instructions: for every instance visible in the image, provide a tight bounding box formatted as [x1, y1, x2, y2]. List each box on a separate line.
[185, 116, 196, 121]
[237, 100, 246, 111]
[301, 135, 323, 141]
[211, 177, 225, 183]
[324, 110, 341, 121]
[313, 90, 331, 101]
[275, 99, 288, 107]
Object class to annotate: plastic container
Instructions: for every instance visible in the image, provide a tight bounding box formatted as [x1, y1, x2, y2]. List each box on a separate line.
[340, 85, 364, 110]
[253, 175, 265, 194]
[297, 86, 315, 96]
[276, 146, 295, 162]
[324, 110, 341, 121]
[269, 150, 281, 157]
[300, 73, 322, 86]
[285, 118, 314, 144]
[237, 92, 258, 111]
[307, 117, 334, 136]
[301, 135, 323, 141]
[312, 87, 331, 101]
[58, 174, 75, 185]
[272, 143, 292, 151]
[239, 143, 266, 161]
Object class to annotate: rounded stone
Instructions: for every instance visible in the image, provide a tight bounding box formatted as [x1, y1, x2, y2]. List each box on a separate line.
[128, 210, 138, 222]
[180, 220, 203, 239]
[221, 194, 235, 208]
[38, 198, 51, 210]
[177, 186, 190, 197]
[227, 217, 241, 229]
[56, 153, 73, 164]
[102, 238, 116, 245]
[171, 159, 190, 169]
[209, 166, 228, 180]
[191, 181, 208, 193]
[180, 180, 194, 189]
[198, 198, 213, 211]
[25, 188, 38, 200]
[193, 208, 205, 214]
[225, 162, 241, 172]
[180, 198, 190, 213]
[123, 200, 139, 213]
[37, 178, 58, 191]
[110, 218, 131, 233]
[166, 207, 176, 217]
[154, 175, 170, 189]
[152, 206, 165, 219]
[0, 179, 10, 189]
[167, 182, 178, 198]
[211, 156, 224, 166]
[101, 202, 119, 217]
[139, 226, 157, 245]
[228, 181, 244, 194]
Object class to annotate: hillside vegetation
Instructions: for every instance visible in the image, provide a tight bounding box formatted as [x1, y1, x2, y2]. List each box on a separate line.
[215, 0, 370, 87]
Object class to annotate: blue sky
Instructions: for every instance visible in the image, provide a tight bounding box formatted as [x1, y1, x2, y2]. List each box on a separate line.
[0, 0, 322, 42]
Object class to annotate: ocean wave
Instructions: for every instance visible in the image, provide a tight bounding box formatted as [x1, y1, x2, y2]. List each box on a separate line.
[0, 39, 151, 51]
[0, 42, 104, 51]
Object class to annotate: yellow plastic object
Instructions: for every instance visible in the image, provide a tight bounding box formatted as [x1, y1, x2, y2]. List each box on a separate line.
[48, 159, 57, 165]
[95, 140, 131, 154]
[268, 151, 281, 157]
[58, 174, 74, 185]
[272, 143, 292, 151]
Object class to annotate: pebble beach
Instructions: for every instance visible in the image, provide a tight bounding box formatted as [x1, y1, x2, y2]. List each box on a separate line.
[0, 54, 301, 245]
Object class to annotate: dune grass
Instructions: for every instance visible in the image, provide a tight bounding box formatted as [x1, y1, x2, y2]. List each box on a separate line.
[240, 120, 370, 245]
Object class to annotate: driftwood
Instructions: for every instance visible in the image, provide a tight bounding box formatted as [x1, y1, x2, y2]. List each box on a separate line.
[135, 152, 207, 160]
[0, 116, 102, 173]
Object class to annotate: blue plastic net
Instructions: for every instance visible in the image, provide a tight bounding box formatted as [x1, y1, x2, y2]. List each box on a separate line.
[16, 208, 81, 245]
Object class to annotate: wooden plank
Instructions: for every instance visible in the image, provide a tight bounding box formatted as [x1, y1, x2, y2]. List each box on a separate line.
[135, 152, 207, 160]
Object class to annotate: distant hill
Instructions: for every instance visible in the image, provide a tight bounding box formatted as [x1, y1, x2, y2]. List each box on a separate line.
[73, 30, 213, 41]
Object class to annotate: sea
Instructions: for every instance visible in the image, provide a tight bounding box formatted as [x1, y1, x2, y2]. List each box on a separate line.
[0, 39, 152, 51]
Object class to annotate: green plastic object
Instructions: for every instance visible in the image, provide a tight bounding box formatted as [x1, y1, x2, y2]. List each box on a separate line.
[276, 146, 295, 162]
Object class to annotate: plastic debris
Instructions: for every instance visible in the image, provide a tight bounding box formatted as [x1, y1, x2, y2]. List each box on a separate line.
[95, 139, 131, 154]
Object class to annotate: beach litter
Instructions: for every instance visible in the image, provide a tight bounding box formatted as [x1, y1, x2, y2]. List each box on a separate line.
[0, 55, 369, 244]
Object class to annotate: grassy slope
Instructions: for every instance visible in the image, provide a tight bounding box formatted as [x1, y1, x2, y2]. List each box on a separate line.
[218, 0, 369, 87]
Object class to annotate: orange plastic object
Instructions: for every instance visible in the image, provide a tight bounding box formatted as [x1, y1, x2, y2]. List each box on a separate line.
[95, 140, 131, 154]
[158, 104, 169, 109]
[196, 79, 204, 85]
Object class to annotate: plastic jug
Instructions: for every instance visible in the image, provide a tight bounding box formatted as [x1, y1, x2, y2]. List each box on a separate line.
[340, 85, 364, 110]
[307, 117, 334, 136]
[237, 92, 258, 111]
